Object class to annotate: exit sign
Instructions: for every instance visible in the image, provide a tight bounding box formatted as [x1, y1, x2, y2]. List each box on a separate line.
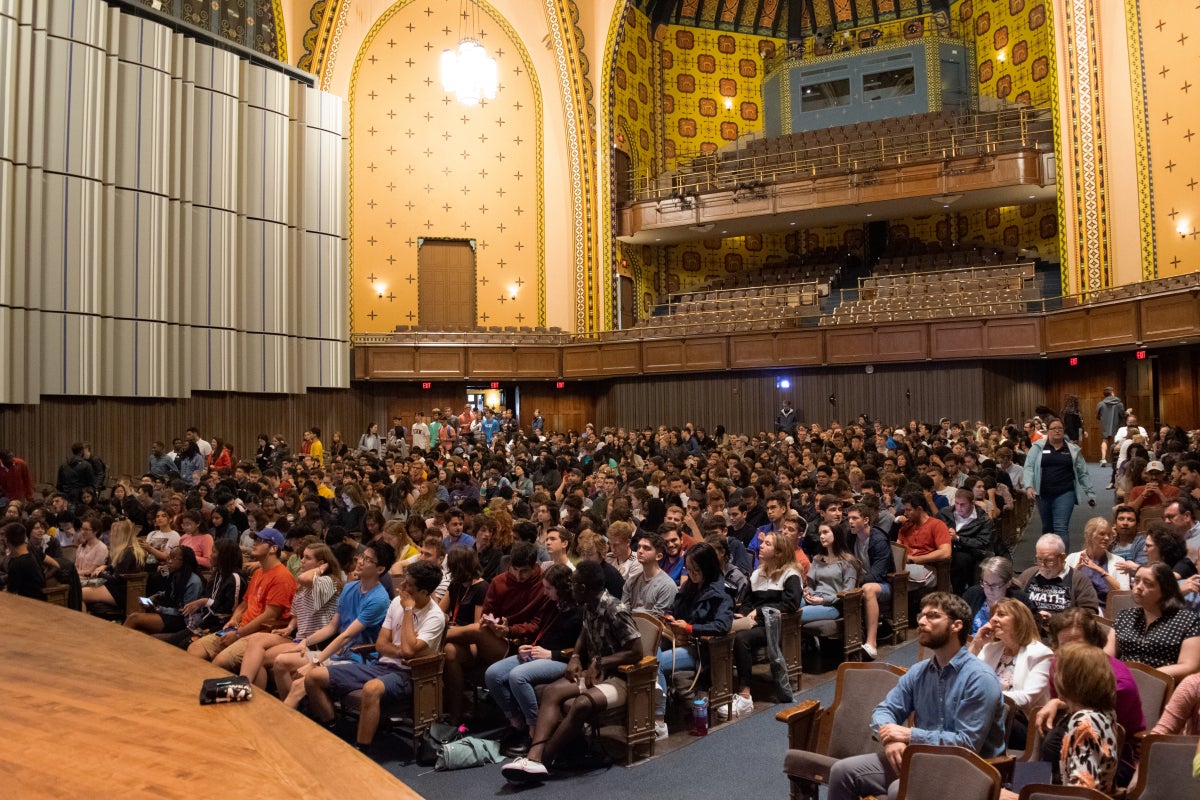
[420, 382, 432, 390]
[489, 381, 500, 389]
[555, 381, 565, 389]
[1069, 357, 1078, 366]
[1135, 349, 1147, 360]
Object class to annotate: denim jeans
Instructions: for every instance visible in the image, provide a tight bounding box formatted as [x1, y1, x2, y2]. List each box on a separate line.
[655, 646, 698, 716]
[483, 654, 567, 727]
[799, 604, 841, 622]
[1038, 490, 1077, 551]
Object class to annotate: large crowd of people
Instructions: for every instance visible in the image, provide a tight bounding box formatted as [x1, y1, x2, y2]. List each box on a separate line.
[2, 395, 1200, 790]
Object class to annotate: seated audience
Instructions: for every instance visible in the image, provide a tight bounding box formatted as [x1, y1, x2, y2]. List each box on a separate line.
[732, 531, 802, 716]
[622, 532, 677, 616]
[1065, 516, 1130, 610]
[305, 560, 446, 751]
[3, 522, 46, 600]
[123, 546, 203, 635]
[846, 503, 892, 660]
[187, 527, 296, 672]
[896, 491, 952, 586]
[963, 556, 1033, 636]
[501, 561, 641, 782]
[653, 542, 733, 738]
[485, 564, 580, 758]
[234, 542, 344, 687]
[1017, 533, 1101, 621]
[968, 598, 1053, 747]
[80, 519, 147, 612]
[826, 593, 1006, 800]
[936, 488, 997, 594]
[1105, 561, 1200, 678]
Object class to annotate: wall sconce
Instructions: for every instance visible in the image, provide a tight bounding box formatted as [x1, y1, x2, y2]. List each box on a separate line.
[507, 284, 519, 300]
[373, 281, 386, 297]
[997, 51, 1006, 62]
[1178, 222, 1189, 238]
[724, 97, 734, 111]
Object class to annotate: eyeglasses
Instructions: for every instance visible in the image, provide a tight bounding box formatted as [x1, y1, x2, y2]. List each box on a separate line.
[358, 554, 378, 565]
[981, 580, 1007, 590]
[1035, 556, 1063, 566]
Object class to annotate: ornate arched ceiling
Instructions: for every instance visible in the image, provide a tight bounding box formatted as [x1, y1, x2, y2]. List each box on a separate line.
[633, 0, 942, 37]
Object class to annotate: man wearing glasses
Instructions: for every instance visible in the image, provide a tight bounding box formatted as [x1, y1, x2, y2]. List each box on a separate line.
[1016, 533, 1100, 621]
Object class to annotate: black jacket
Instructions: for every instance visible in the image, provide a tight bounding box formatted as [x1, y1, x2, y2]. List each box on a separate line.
[56, 456, 96, 502]
[936, 504, 996, 560]
[669, 579, 733, 636]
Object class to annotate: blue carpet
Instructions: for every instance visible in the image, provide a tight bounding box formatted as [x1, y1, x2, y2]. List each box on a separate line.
[377, 638, 923, 798]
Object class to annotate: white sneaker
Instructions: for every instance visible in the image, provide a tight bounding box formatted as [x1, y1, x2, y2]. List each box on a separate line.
[654, 720, 669, 740]
[862, 642, 878, 660]
[715, 702, 731, 722]
[732, 693, 755, 717]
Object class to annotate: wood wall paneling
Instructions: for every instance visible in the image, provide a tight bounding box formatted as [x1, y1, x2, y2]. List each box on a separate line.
[824, 329, 878, 364]
[512, 348, 562, 378]
[562, 345, 603, 376]
[467, 348, 516, 376]
[983, 318, 1042, 355]
[1044, 311, 1090, 352]
[598, 343, 642, 375]
[775, 331, 825, 365]
[1139, 293, 1200, 342]
[642, 340, 688, 372]
[873, 326, 930, 362]
[414, 347, 465, 377]
[682, 338, 729, 371]
[730, 334, 781, 367]
[364, 347, 417, 378]
[932, 323, 985, 358]
[1085, 304, 1140, 348]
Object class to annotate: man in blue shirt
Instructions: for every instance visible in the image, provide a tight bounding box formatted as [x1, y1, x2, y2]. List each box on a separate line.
[480, 408, 501, 446]
[827, 592, 1005, 800]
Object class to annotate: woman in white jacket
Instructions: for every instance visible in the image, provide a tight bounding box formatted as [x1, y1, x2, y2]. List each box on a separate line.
[970, 597, 1054, 748]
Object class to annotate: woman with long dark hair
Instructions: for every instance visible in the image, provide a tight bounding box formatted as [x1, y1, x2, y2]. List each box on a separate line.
[124, 545, 203, 635]
[652, 542, 733, 738]
[181, 539, 245, 632]
[1105, 561, 1200, 678]
[1060, 394, 1084, 443]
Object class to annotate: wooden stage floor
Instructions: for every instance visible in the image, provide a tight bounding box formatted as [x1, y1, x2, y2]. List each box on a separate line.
[0, 593, 422, 799]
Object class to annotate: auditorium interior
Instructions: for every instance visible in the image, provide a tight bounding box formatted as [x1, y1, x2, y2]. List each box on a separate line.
[2, 0, 1199, 472]
[3, 0, 1200, 795]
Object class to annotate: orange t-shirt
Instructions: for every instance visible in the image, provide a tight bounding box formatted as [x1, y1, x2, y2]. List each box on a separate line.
[243, 563, 296, 630]
[898, 516, 952, 559]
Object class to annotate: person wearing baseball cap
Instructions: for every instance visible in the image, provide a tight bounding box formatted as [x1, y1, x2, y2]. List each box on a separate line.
[1127, 460, 1179, 512]
[187, 526, 297, 671]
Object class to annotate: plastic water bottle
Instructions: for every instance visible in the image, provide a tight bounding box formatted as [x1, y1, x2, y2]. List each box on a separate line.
[691, 696, 709, 736]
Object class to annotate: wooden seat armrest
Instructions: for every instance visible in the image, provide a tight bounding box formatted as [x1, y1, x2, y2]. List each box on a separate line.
[775, 699, 821, 724]
[350, 643, 378, 657]
[618, 655, 659, 674]
[408, 651, 445, 681]
[776, 699, 822, 751]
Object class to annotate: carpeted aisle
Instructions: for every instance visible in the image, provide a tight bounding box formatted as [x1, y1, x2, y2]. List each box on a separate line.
[376, 638, 923, 798]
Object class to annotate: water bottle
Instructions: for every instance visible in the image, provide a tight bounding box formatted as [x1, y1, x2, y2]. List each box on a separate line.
[691, 696, 709, 736]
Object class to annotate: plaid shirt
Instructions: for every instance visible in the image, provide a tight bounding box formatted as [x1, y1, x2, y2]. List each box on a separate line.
[580, 592, 640, 663]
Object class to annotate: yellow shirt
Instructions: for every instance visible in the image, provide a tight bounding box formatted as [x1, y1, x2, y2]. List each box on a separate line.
[317, 484, 335, 499]
[310, 439, 324, 467]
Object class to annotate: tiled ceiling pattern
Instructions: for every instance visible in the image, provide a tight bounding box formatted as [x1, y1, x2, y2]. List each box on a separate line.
[633, 0, 935, 36]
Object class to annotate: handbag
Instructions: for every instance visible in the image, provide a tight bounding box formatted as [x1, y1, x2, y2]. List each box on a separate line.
[435, 736, 502, 771]
[416, 721, 462, 767]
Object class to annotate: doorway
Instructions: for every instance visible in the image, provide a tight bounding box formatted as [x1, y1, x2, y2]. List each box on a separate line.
[418, 239, 477, 329]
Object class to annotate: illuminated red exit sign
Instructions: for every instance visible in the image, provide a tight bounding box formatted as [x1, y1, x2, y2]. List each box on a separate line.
[1135, 349, 1147, 360]
[555, 381, 565, 389]
[489, 381, 500, 389]
[1068, 357, 1078, 367]
[420, 382, 432, 390]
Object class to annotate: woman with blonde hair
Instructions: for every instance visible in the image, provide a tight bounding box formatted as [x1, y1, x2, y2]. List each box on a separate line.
[731, 531, 803, 714]
[969, 597, 1054, 746]
[81, 519, 147, 610]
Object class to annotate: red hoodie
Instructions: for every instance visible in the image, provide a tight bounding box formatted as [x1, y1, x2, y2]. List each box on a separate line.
[483, 568, 549, 641]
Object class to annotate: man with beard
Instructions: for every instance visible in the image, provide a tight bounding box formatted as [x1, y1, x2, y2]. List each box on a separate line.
[827, 593, 1006, 800]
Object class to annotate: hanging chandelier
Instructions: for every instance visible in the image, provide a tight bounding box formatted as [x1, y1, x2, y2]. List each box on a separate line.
[440, 0, 498, 106]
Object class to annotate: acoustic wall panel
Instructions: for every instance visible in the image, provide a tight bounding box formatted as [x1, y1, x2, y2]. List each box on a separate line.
[0, 0, 348, 403]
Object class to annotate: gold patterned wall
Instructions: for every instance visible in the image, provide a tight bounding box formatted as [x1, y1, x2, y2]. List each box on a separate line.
[349, 1, 543, 332]
[659, 24, 778, 171]
[887, 202, 1058, 258]
[958, 0, 1055, 107]
[1128, 3, 1200, 278]
[663, 226, 864, 296]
